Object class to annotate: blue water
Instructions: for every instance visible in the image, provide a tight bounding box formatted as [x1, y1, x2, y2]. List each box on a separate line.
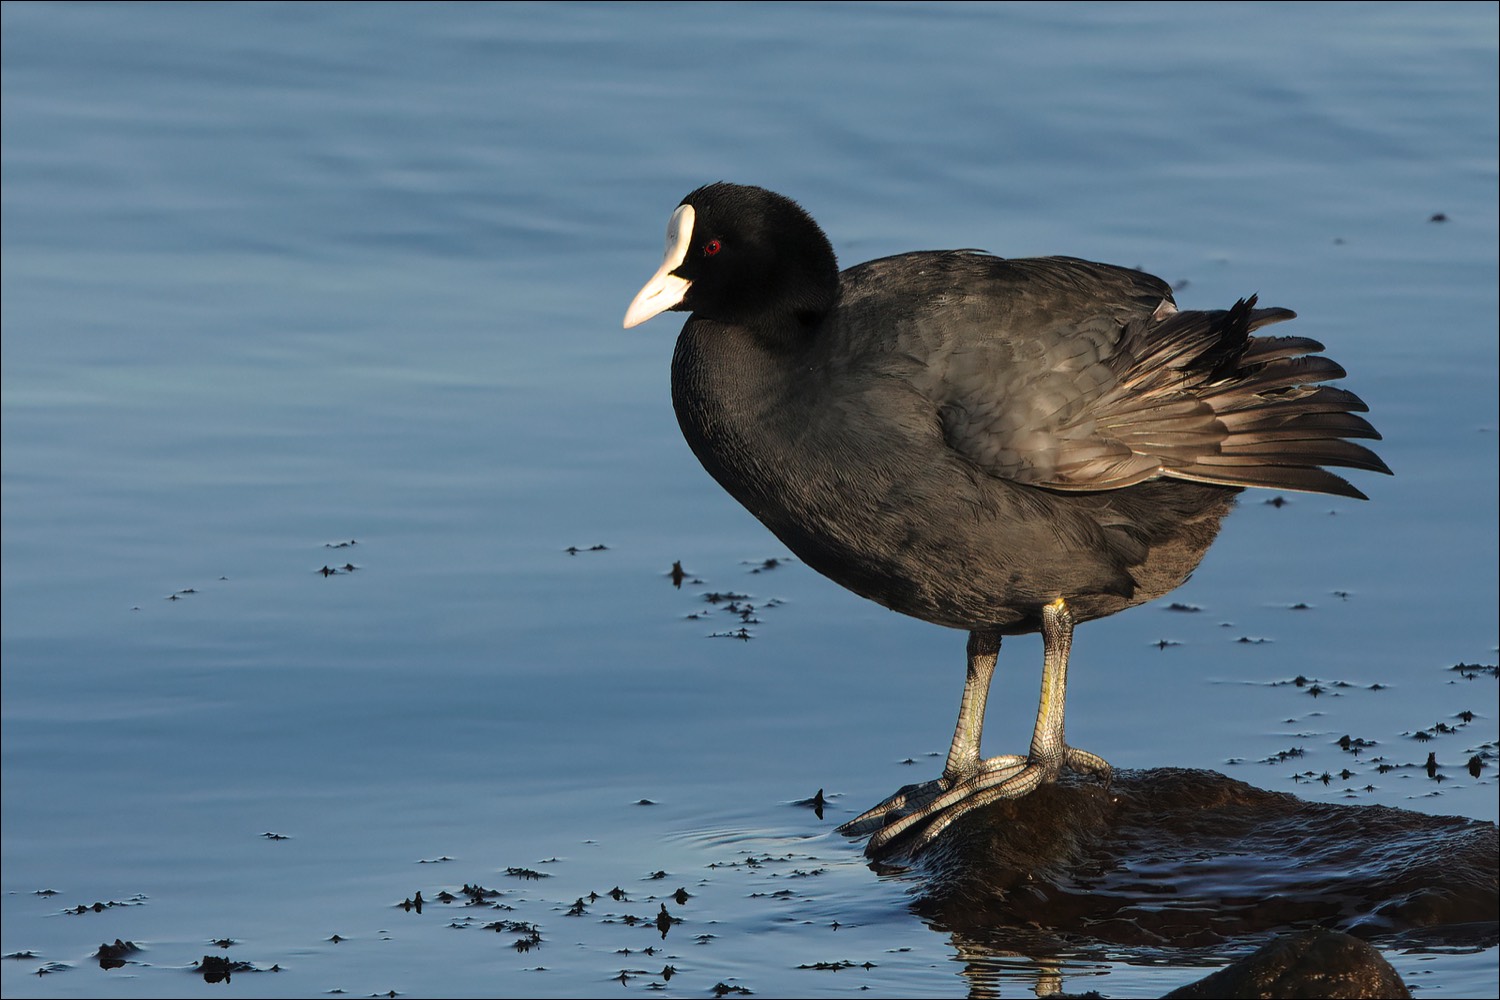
[3, 2, 1496, 997]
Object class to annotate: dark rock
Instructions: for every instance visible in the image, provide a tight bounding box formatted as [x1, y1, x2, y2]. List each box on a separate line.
[1164, 928, 1410, 998]
[908, 768, 1496, 951]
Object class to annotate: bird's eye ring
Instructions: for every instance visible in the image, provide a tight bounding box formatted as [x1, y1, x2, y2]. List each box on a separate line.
[703, 239, 722, 257]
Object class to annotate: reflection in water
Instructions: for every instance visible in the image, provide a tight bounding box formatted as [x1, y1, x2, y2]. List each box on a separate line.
[945, 933, 1112, 1000]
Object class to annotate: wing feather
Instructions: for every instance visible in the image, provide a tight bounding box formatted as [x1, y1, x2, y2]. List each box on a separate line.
[925, 269, 1390, 497]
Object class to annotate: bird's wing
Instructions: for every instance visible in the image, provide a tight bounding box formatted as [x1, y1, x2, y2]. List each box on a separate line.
[898, 254, 1387, 498]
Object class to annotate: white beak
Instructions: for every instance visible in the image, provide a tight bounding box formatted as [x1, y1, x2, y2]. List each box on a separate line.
[623, 203, 695, 328]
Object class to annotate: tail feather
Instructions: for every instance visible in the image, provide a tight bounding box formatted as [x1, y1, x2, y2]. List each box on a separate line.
[1240, 334, 1325, 365]
[1216, 385, 1371, 416]
[1007, 293, 1389, 498]
[1203, 356, 1349, 400]
[1173, 464, 1369, 500]
[1146, 296, 1390, 495]
[1214, 438, 1390, 472]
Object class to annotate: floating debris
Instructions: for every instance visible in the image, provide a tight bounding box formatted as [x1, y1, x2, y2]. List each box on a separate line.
[459, 883, 504, 905]
[95, 939, 139, 970]
[504, 867, 549, 881]
[794, 788, 827, 820]
[195, 955, 262, 984]
[1336, 735, 1377, 756]
[481, 918, 541, 954]
[64, 897, 145, 915]
[796, 959, 871, 971]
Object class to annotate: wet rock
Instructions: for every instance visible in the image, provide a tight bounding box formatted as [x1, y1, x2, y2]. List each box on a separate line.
[1164, 928, 1410, 998]
[908, 768, 1496, 952]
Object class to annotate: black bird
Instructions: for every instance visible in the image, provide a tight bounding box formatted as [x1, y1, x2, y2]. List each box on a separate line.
[624, 183, 1390, 854]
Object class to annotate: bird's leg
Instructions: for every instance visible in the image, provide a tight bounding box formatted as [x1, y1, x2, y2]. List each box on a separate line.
[944, 630, 1004, 777]
[837, 630, 1025, 837]
[1020, 598, 1111, 782]
[854, 599, 1111, 856]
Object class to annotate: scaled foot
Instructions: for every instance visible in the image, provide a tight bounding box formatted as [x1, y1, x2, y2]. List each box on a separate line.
[841, 746, 1110, 856]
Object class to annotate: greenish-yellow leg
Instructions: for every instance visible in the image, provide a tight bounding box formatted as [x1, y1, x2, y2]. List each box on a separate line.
[837, 599, 1111, 855]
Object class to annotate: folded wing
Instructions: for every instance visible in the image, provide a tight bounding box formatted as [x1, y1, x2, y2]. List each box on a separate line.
[933, 262, 1389, 499]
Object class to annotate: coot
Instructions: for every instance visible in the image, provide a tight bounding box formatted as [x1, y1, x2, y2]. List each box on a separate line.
[624, 183, 1389, 855]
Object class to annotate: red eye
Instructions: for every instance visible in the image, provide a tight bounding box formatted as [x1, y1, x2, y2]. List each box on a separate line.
[703, 239, 722, 257]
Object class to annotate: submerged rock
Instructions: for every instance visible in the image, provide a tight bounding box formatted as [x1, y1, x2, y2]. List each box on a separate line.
[1164, 928, 1410, 999]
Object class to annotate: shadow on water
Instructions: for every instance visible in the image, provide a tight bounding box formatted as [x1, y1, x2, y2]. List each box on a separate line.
[875, 768, 1497, 997]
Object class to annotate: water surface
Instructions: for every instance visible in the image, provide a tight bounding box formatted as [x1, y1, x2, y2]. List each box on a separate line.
[3, 3, 1497, 997]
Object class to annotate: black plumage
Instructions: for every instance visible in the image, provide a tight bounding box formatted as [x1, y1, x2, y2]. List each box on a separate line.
[626, 183, 1390, 853]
